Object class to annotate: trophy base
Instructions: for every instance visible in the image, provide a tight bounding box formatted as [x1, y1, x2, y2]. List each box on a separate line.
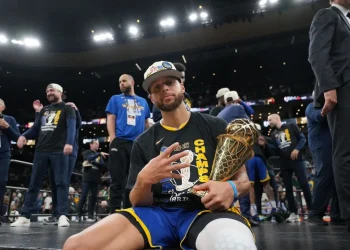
[188, 188, 208, 198]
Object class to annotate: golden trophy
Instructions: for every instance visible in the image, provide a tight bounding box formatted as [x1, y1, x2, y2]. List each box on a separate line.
[189, 118, 260, 197]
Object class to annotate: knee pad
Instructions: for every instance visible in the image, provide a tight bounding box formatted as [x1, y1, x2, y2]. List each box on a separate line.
[196, 218, 256, 250]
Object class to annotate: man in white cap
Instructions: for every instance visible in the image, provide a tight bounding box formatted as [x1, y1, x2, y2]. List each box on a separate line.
[12, 83, 76, 227]
[209, 87, 230, 116]
[63, 61, 256, 250]
[217, 91, 254, 123]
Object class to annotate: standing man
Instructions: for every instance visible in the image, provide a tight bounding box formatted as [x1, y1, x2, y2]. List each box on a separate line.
[308, 0, 350, 231]
[11, 83, 76, 227]
[306, 99, 342, 225]
[217, 91, 254, 121]
[152, 62, 191, 122]
[0, 99, 20, 226]
[77, 139, 108, 221]
[209, 88, 230, 116]
[33, 99, 82, 225]
[106, 74, 151, 211]
[267, 114, 312, 223]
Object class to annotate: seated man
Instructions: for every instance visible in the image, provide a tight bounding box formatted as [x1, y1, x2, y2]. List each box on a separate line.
[63, 61, 256, 250]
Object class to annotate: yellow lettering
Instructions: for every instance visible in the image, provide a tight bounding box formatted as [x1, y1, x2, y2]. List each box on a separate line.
[194, 139, 204, 146]
[198, 167, 208, 176]
[195, 146, 206, 154]
[53, 111, 61, 125]
[199, 176, 209, 182]
[196, 153, 207, 161]
[196, 161, 208, 168]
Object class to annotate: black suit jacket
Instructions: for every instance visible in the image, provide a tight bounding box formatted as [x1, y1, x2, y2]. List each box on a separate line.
[309, 6, 350, 108]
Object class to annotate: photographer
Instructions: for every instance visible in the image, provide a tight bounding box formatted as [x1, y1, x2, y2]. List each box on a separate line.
[0, 99, 20, 225]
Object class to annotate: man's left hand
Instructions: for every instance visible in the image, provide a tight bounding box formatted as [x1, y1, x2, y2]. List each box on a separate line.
[290, 149, 299, 160]
[192, 181, 234, 212]
[0, 119, 9, 129]
[63, 144, 73, 155]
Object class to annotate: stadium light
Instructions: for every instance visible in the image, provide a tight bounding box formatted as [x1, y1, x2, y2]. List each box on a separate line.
[259, 0, 268, 6]
[129, 26, 139, 35]
[200, 12, 208, 20]
[270, 0, 279, 4]
[189, 13, 198, 21]
[0, 34, 8, 44]
[23, 38, 41, 48]
[93, 32, 114, 42]
[160, 18, 175, 27]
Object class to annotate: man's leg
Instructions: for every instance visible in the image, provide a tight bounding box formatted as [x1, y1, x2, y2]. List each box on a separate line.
[88, 182, 98, 219]
[246, 158, 258, 218]
[309, 147, 333, 224]
[123, 141, 133, 209]
[328, 82, 350, 222]
[77, 182, 89, 219]
[63, 214, 145, 250]
[185, 212, 256, 250]
[281, 169, 297, 213]
[49, 153, 69, 223]
[0, 157, 10, 222]
[67, 155, 77, 184]
[12, 152, 49, 226]
[108, 139, 132, 211]
[293, 161, 313, 211]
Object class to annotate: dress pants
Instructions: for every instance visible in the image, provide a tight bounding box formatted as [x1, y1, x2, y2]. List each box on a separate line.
[0, 157, 10, 215]
[309, 147, 340, 219]
[280, 160, 312, 214]
[108, 138, 133, 211]
[328, 81, 350, 220]
[77, 182, 98, 217]
[21, 152, 69, 219]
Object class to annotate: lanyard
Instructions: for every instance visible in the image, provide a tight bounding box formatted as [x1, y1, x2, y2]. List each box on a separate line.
[123, 94, 140, 114]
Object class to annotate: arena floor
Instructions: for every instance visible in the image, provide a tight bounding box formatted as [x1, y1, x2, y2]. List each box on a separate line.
[0, 221, 349, 250]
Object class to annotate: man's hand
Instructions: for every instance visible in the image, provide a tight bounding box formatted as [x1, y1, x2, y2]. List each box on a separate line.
[63, 144, 73, 155]
[321, 89, 337, 116]
[192, 181, 234, 212]
[100, 152, 109, 158]
[0, 119, 9, 129]
[33, 100, 43, 112]
[66, 102, 78, 111]
[17, 136, 27, 149]
[138, 142, 191, 185]
[290, 149, 299, 160]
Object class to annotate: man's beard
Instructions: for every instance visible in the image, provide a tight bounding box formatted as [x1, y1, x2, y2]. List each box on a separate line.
[121, 86, 132, 94]
[47, 95, 59, 103]
[156, 92, 184, 112]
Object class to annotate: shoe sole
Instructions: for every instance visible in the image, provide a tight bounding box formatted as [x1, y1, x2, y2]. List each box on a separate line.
[10, 224, 30, 227]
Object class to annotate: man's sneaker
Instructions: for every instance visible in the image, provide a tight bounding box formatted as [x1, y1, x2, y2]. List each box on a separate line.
[308, 216, 328, 226]
[271, 208, 285, 223]
[43, 216, 58, 225]
[10, 217, 31, 227]
[86, 217, 95, 222]
[58, 215, 70, 227]
[286, 213, 300, 223]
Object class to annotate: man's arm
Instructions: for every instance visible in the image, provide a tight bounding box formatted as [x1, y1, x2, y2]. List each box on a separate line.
[107, 114, 116, 142]
[75, 110, 82, 129]
[306, 105, 326, 124]
[22, 113, 42, 139]
[238, 100, 254, 116]
[128, 141, 153, 207]
[2, 117, 20, 141]
[309, 9, 340, 93]
[231, 165, 250, 198]
[292, 124, 306, 151]
[65, 106, 76, 146]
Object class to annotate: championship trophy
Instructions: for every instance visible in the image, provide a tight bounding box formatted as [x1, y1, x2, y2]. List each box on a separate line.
[189, 118, 260, 197]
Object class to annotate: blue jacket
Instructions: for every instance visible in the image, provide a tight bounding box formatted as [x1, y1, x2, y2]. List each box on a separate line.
[305, 102, 332, 151]
[217, 101, 254, 123]
[0, 115, 20, 158]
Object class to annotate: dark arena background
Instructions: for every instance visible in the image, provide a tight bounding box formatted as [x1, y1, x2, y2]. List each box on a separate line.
[0, 0, 349, 249]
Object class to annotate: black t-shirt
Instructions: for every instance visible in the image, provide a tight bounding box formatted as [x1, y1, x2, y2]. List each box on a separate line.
[127, 112, 227, 210]
[36, 102, 76, 152]
[270, 123, 302, 161]
[209, 106, 224, 117]
[82, 150, 103, 183]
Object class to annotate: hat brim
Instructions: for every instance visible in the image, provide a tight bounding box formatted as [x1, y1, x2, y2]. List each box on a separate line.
[142, 69, 182, 92]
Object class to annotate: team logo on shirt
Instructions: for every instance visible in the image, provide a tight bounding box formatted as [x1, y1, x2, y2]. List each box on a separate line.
[159, 139, 209, 203]
[275, 129, 292, 149]
[41, 110, 61, 132]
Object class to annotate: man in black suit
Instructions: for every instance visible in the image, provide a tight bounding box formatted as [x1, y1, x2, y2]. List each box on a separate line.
[308, 0, 350, 232]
